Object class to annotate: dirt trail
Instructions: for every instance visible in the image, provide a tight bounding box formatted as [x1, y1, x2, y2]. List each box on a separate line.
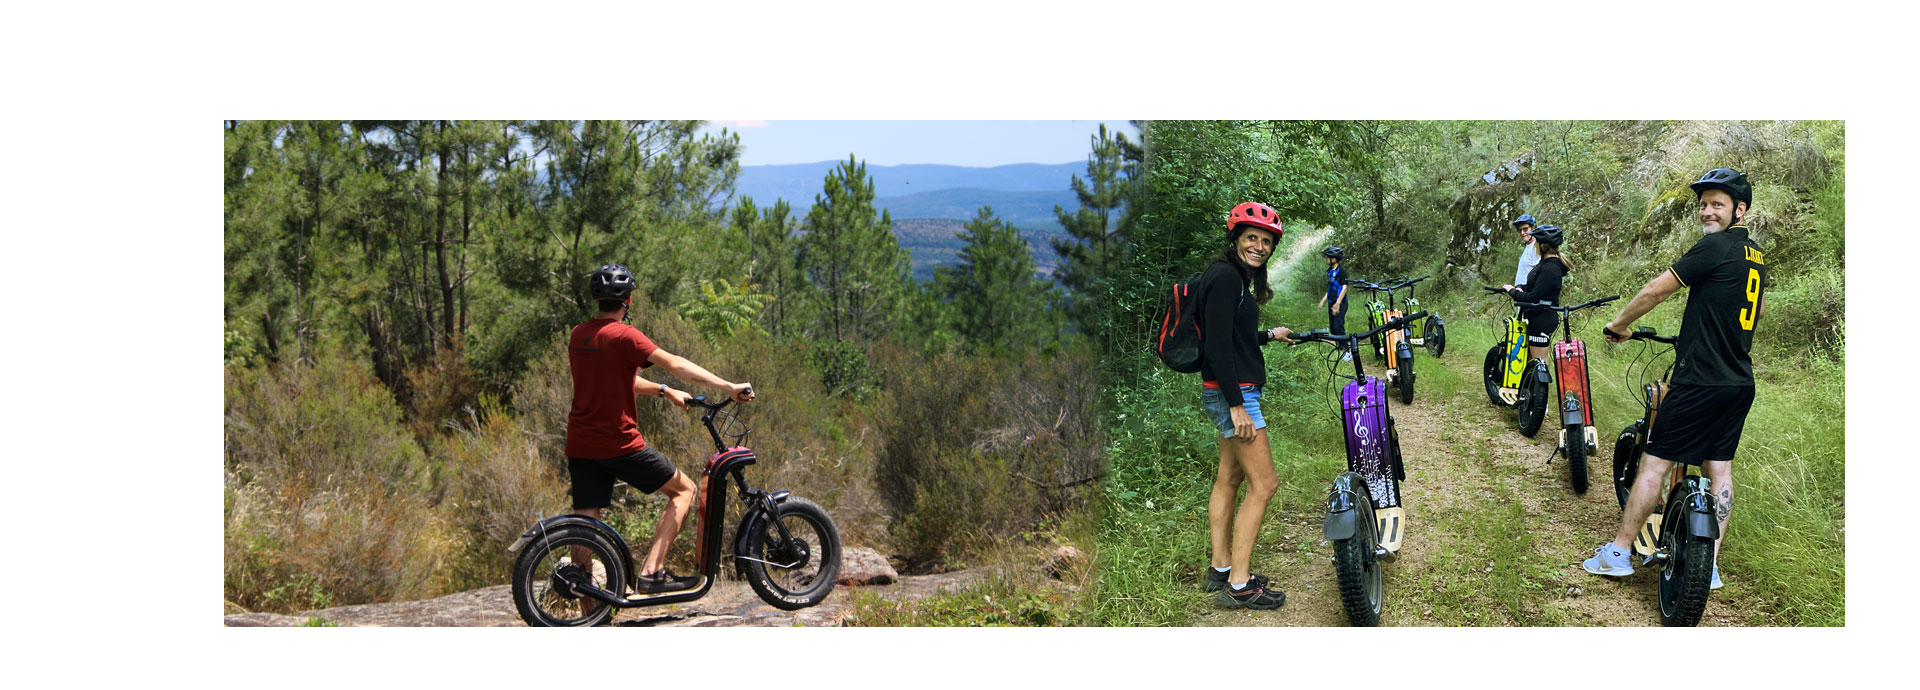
[1194, 340, 1741, 627]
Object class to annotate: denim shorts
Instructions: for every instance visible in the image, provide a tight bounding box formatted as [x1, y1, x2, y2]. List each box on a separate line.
[1200, 384, 1265, 439]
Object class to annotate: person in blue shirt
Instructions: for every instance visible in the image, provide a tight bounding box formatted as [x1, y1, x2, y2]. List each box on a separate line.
[1318, 246, 1351, 361]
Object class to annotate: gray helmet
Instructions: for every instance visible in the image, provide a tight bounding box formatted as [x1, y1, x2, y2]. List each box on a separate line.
[588, 264, 636, 301]
[1321, 246, 1344, 260]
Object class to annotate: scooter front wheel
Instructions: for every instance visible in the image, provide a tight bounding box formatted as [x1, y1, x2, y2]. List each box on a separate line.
[511, 524, 625, 627]
[1397, 354, 1415, 405]
[1331, 488, 1384, 627]
[740, 496, 842, 610]
[1657, 502, 1713, 627]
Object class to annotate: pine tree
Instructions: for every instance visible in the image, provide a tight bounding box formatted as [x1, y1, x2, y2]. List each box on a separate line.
[799, 155, 911, 342]
[937, 206, 1057, 353]
[1050, 123, 1141, 334]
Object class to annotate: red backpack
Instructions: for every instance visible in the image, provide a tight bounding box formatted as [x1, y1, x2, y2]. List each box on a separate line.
[1155, 272, 1208, 373]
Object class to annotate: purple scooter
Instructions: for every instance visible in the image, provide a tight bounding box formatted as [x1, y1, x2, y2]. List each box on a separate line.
[1289, 310, 1425, 627]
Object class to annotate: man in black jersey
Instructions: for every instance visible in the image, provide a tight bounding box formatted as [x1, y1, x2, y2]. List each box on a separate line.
[1584, 168, 1766, 591]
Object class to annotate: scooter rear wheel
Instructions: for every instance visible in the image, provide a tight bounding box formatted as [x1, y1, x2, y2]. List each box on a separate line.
[1482, 345, 1505, 407]
[1423, 316, 1446, 358]
[1566, 422, 1589, 494]
[1611, 423, 1643, 510]
[511, 524, 625, 627]
[1332, 486, 1384, 627]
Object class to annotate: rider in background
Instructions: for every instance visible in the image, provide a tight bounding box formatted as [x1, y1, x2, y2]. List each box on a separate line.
[1318, 246, 1351, 362]
[1585, 168, 1766, 591]
[1502, 224, 1573, 374]
[1513, 214, 1541, 287]
[1196, 202, 1291, 610]
[568, 264, 756, 594]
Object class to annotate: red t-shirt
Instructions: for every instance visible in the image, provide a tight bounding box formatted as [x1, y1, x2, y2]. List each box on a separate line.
[565, 319, 661, 459]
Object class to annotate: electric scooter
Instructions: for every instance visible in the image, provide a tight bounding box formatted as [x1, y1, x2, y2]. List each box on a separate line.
[507, 391, 842, 626]
[1610, 326, 1718, 626]
[1290, 310, 1427, 627]
[1504, 294, 1619, 493]
[1480, 287, 1550, 436]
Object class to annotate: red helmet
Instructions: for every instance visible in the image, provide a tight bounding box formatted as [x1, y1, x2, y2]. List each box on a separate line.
[1227, 202, 1284, 241]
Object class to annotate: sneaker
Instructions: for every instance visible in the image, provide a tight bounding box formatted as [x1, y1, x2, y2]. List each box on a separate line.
[1342, 352, 1354, 362]
[634, 568, 701, 594]
[1200, 568, 1270, 592]
[1582, 543, 1634, 577]
[1216, 582, 1286, 610]
[1711, 563, 1723, 590]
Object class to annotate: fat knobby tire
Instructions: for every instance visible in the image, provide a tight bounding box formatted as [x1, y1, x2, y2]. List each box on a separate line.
[511, 524, 624, 627]
[1332, 489, 1383, 627]
[1567, 422, 1588, 494]
[741, 496, 842, 611]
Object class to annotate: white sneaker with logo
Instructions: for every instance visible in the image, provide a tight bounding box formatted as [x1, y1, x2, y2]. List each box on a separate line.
[1582, 543, 1634, 577]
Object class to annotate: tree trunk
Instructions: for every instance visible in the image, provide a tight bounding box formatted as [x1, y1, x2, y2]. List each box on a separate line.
[435, 120, 455, 352]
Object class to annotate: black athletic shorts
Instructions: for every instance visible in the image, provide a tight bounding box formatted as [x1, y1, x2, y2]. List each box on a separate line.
[1644, 384, 1756, 465]
[1522, 309, 1558, 346]
[569, 446, 678, 509]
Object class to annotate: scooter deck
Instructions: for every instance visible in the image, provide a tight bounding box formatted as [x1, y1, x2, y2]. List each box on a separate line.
[1497, 387, 1518, 406]
[1634, 514, 1661, 557]
[619, 575, 710, 602]
[1376, 507, 1406, 553]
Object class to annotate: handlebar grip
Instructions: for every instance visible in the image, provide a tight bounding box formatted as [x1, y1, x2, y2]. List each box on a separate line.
[1482, 286, 1506, 294]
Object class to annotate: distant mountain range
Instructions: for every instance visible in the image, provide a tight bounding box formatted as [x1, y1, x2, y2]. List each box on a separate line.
[733, 161, 1084, 206]
[733, 161, 1086, 281]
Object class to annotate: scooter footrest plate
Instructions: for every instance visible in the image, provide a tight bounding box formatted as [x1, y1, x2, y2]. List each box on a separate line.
[1497, 388, 1518, 406]
[621, 575, 709, 602]
[1585, 427, 1599, 452]
[1375, 507, 1406, 554]
[1634, 514, 1661, 558]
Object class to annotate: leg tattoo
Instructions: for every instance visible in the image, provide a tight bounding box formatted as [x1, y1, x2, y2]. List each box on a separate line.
[1716, 488, 1733, 523]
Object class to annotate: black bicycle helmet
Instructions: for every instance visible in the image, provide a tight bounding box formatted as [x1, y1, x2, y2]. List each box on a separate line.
[1689, 167, 1752, 208]
[588, 263, 636, 301]
[1321, 246, 1344, 260]
[1530, 224, 1564, 248]
[1513, 214, 1536, 228]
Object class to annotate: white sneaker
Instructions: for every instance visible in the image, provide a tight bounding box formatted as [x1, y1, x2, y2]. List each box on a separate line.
[1582, 543, 1634, 577]
[1711, 563, 1723, 590]
[1342, 352, 1353, 362]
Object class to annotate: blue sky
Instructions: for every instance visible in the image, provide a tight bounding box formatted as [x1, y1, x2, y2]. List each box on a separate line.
[700, 120, 1138, 167]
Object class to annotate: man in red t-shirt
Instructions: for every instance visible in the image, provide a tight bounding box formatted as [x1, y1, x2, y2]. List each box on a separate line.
[569, 264, 755, 595]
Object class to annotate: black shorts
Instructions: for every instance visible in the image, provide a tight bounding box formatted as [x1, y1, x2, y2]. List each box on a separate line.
[1522, 309, 1558, 346]
[568, 446, 679, 509]
[1644, 384, 1756, 465]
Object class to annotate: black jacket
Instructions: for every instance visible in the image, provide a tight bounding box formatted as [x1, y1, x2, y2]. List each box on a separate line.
[1197, 259, 1267, 407]
[1509, 256, 1568, 318]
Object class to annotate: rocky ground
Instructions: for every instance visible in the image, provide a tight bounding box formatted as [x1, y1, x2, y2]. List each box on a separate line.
[225, 547, 998, 628]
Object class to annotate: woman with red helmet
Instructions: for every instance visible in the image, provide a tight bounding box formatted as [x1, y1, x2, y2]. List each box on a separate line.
[1195, 201, 1296, 610]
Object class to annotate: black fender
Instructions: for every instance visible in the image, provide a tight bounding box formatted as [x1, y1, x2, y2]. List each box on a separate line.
[1530, 359, 1553, 385]
[730, 490, 793, 578]
[513, 514, 636, 587]
[1561, 393, 1585, 427]
[1396, 342, 1413, 362]
[1682, 477, 1722, 540]
[1323, 472, 1368, 541]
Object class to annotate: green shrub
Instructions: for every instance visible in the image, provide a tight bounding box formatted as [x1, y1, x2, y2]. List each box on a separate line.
[224, 352, 450, 611]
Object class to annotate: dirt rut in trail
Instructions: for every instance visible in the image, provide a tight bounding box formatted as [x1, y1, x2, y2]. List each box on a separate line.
[1193, 351, 1741, 627]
